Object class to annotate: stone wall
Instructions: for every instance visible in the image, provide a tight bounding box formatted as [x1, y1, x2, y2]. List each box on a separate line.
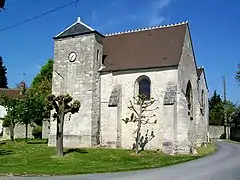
[209, 125, 224, 139]
[100, 67, 178, 152]
[0, 124, 34, 141]
[176, 26, 208, 153]
[49, 33, 103, 148]
[0, 105, 34, 140]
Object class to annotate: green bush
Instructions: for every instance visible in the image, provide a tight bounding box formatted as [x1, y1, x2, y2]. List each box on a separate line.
[32, 125, 42, 139]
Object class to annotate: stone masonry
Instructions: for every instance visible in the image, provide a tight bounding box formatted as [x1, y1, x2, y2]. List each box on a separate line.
[48, 25, 103, 147]
[47, 18, 209, 154]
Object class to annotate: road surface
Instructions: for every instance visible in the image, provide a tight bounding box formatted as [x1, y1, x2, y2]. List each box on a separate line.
[2, 141, 240, 180]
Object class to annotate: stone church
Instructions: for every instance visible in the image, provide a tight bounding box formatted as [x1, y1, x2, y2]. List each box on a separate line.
[48, 17, 209, 154]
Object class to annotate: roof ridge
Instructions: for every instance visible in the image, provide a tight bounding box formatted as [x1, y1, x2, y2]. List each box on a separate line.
[105, 21, 188, 36]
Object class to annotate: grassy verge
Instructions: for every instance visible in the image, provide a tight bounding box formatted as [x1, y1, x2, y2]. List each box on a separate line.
[196, 143, 217, 157]
[0, 139, 216, 176]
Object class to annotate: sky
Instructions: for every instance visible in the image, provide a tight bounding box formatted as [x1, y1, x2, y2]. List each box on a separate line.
[0, 0, 239, 103]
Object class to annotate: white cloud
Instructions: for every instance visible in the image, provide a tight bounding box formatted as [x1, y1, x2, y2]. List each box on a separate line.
[149, 16, 166, 26]
[155, 0, 172, 9]
[147, 0, 172, 26]
[92, 10, 96, 22]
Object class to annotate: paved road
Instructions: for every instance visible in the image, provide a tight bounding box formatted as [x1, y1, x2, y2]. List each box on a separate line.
[2, 141, 240, 180]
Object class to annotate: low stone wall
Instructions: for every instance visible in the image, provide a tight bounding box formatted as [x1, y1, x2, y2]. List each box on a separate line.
[209, 125, 224, 139]
[0, 124, 34, 141]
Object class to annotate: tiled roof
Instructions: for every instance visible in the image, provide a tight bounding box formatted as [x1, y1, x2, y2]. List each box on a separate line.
[102, 21, 188, 72]
[0, 88, 21, 98]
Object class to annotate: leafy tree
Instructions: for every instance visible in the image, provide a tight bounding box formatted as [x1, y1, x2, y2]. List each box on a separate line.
[16, 89, 50, 139]
[122, 95, 158, 154]
[30, 59, 53, 124]
[236, 63, 240, 84]
[0, 56, 8, 88]
[0, 93, 19, 141]
[209, 91, 224, 125]
[31, 59, 53, 95]
[46, 94, 81, 156]
[209, 90, 238, 126]
[229, 106, 240, 126]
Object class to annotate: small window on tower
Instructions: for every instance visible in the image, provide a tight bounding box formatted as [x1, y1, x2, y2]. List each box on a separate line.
[97, 50, 100, 61]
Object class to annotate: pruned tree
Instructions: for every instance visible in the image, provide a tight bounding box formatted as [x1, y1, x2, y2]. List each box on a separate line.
[122, 95, 158, 154]
[46, 94, 81, 156]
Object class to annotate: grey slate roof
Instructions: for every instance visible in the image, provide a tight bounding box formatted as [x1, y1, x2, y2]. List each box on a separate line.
[54, 17, 104, 39]
[56, 23, 92, 38]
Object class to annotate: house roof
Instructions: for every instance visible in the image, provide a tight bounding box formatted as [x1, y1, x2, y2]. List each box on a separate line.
[0, 89, 21, 99]
[101, 22, 188, 72]
[53, 17, 104, 39]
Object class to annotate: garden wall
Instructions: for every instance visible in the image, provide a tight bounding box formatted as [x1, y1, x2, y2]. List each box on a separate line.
[0, 124, 33, 141]
[209, 125, 224, 139]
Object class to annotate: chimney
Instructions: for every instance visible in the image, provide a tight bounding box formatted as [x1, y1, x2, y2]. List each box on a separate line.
[19, 81, 26, 95]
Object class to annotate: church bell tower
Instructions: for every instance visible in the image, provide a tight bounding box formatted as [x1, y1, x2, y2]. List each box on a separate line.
[48, 17, 104, 148]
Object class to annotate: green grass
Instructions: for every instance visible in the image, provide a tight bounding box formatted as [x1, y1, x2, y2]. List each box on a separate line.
[0, 139, 217, 176]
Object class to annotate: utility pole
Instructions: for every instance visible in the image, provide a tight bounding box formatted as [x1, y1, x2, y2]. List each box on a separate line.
[223, 76, 229, 139]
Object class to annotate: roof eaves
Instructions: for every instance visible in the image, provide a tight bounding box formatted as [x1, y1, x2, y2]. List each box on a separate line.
[53, 30, 105, 40]
[100, 64, 179, 73]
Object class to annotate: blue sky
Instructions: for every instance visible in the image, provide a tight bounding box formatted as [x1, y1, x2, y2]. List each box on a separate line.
[0, 0, 239, 102]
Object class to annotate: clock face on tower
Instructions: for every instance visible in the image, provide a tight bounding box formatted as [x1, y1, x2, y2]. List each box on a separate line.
[68, 52, 77, 62]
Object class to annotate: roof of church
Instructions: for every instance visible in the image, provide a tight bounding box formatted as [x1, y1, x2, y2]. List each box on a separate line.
[54, 17, 103, 39]
[102, 21, 188, 72]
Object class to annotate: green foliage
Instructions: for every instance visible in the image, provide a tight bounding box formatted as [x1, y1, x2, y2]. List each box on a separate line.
[31, 59, 53, 90]
[1, 114, 11, 128]
[17, 91, 44, 125]
[0, 92, 20, 141]
[209, 90, 239, 125]
[32, 125, 42, 139]
[209, 91, 224, 125]
[0, 56, 8, 88]
[229, 106, 240, 125]
[29, 59, 53, 121]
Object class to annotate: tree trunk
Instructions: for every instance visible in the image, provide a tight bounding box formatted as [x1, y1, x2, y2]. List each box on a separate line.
[56, 104, 65, 156]
[10, 120, 14, 141]
[135, 103, 143, 154]
[25, 123, 28, 140]
[135, 121, 141, 154]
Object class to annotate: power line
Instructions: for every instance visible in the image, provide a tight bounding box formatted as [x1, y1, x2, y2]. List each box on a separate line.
[0, 0, 78, 32]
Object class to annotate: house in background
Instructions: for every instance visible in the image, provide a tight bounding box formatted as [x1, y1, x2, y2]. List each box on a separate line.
[47, 17, 209, 154]
[0, 82, 33, 140]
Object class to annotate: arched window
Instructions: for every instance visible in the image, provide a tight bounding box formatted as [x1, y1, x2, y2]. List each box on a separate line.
[135, 76, 151, 101]
[186, 81, 193, 120]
